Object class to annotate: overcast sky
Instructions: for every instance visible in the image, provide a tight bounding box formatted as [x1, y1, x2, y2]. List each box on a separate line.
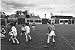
[1, 0, 75, 18]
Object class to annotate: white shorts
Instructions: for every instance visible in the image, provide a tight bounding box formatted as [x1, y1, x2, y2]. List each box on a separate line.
[48, 31, 55, 36]
[25, 31, 30, 35]
[13, 33, 17, 36]
[9, 32, 17, 36]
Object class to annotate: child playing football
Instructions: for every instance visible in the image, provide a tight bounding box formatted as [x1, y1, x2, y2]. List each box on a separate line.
[9, 22, 19, 44]
[44, 22, 56, 47]
[21, 23, 32, 43]
[32, 22, 35, 31]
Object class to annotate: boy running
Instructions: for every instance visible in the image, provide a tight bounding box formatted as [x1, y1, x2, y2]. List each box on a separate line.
[32, 22, 35, 31]
[20, 23, 32, 43]
[9, 22, 19, 44]
[44, 22, 56, 47]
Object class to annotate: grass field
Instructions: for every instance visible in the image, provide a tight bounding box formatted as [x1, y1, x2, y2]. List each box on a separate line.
[1, 24, 75, 50]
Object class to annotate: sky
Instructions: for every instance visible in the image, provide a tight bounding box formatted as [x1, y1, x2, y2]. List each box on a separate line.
[1, 0, 75, 18]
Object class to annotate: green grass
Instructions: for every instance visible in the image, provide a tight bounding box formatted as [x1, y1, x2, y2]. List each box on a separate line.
[1, 24, 75, 50]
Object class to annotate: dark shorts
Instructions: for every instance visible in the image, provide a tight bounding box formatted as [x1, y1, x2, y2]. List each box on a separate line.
[22, 31, 25, 33]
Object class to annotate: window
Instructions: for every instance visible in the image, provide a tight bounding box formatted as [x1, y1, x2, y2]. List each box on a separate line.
[65, 20, 68, 23]
[60, 20, 63, 23]
[34, 20, 38, 22]
[27, 20, 30, 22]
[38, 20, 42, 22]
[72, 20, 74, 24]
[30, 20, 33, 22]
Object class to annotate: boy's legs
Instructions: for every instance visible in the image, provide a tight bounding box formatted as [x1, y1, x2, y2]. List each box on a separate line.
[9, 35, 13, 41]
[52, 36, 55, 42]
[28, 34, 32, 40]
[47, 35, 51, 44]
[14, 35, 19, 44]
[44, 35, 51, 47]
[51, 35, 55, 45]
[46, 35, 51, 47]
[11, 35, 15, 43]
[25, 33, 28, 42]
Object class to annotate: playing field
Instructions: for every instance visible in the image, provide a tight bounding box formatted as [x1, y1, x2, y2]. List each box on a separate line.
[1, 24, 75, 50]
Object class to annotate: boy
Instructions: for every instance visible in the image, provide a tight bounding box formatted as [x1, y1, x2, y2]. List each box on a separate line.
[32, 22, 35, 31]
[21, 23, 32, 42]
[9, 22, 19, 44]
[44, 22, 56, 47]
[20, 25, 26, 35]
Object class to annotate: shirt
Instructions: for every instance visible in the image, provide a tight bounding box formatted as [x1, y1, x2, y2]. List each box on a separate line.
[25, 26, 30, 33]
[21, 26, 26, 31]
[11, 26, 17, 35]
[48, 24, 55, 31]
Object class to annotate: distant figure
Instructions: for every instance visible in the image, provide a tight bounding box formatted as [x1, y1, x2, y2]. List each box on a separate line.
[9, 22, 19, 44]
[44, 22, 56, 47]
[32, 22, 35, 31]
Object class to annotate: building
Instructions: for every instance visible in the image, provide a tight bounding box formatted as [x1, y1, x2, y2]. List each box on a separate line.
[51, 15, 75, 24]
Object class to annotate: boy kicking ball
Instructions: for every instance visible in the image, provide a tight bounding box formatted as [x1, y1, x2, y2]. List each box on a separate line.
[9, 22, 19, 44]
[32, 22, 35, 31]
[20, 23, 32, 43]
[44, 22, 56, 47]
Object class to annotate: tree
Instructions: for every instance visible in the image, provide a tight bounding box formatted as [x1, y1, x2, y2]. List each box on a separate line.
[1, 12, 6, 18]
[15, 11, 19, 15]
[22, 10, 28, 15]
[15, 10, 20, 17]
[5, 15, 9, 19]
[19, 11, 22, 15]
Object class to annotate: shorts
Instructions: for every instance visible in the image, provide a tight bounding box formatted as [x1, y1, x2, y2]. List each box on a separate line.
[25, 31, 30, 36]
[48, 31, 55, 36]
[9, 32, 17, 36]
[22, 31, 25, 33]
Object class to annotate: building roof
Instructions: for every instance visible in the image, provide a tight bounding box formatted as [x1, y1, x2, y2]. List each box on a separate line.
[30, 16, 40, 18]
[51, 15, 75, 19]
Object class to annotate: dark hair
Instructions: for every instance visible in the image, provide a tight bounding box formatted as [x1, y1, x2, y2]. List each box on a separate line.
[52, 22, 54, 25]
[11, 22, 15, 26]
[25, 23, 29, 26]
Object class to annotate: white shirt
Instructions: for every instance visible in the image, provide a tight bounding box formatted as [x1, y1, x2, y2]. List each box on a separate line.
[25, 26, 30, 33]
[21, 26, 26, 31]
[11, 26, 17, 35]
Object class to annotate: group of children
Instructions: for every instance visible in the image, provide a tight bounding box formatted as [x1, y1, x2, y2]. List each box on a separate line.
[1, 21, 56, 47]
[1, 22, 33, 44]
